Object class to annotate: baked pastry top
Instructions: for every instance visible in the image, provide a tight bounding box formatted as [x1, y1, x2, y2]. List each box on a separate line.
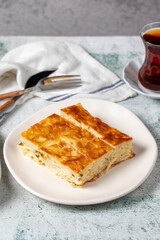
[21, 113, 113, 174]
[20, 103, 135, 186]
[61, 103, 132, 147]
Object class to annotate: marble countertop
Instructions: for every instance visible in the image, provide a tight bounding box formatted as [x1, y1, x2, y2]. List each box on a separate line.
[0, 36, 159, 240]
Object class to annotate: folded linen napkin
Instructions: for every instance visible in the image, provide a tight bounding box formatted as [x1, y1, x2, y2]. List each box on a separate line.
[0, 40, 135, 121]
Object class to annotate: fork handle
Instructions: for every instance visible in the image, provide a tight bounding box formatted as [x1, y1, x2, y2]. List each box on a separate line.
[0, 96, 19, 113]
[0, 89, 29, 100]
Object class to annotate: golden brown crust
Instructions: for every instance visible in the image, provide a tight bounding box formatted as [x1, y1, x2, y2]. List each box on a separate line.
[21, 104, 135, 186]
[61, 103, 132, 147]
[21, 113, 112, 174]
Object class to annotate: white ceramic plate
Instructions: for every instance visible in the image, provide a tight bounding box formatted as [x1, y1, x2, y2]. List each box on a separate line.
[3, 98, 158, 205]
[123, 56, 160, 99]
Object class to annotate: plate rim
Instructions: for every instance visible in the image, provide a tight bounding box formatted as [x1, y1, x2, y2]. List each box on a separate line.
[3, 98, 158, 205]
[122, 56, 160, 99]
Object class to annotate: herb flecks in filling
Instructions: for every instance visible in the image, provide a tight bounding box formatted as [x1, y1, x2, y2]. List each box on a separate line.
[35, 150, 43, 158]
[19, 142, 24, 146]
[78, 174, 83, 181]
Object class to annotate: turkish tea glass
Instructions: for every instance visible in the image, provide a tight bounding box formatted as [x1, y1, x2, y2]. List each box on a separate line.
[138, 22, 160, 92]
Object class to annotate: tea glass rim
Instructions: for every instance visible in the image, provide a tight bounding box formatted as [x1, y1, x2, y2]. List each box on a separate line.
[140, 22, 160, 48]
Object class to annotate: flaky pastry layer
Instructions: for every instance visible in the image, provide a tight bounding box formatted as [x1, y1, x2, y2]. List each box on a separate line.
[20, 103, 135, 187]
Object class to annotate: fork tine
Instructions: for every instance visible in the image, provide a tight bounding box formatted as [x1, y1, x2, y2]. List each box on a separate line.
[51, 80, 81, 86]
[44, 75, 80, 82]
[53, 83, 82, 89]
[44, 77, 81, 85]
[56, 81, 82, 86]
[48, 75, 80, 79]
[55, 79, 81, 83]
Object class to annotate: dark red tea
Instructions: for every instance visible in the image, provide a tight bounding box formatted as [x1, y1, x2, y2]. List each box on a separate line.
[138, 29, 160, 91]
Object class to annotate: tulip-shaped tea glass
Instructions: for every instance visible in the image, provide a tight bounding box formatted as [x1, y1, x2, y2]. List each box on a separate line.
[138, 22, 160, 93]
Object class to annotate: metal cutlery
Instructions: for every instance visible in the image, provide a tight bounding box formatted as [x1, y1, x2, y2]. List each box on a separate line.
[0, 74, 81, 113]
[0, 70, 56, 113]
[0, 75, 81, 100]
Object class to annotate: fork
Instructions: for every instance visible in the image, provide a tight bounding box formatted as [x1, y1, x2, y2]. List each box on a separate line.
[0, 75, 81, 112]
[0, 75, 81, 100]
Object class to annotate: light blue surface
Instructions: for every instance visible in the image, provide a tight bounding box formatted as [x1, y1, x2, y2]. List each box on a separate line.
[0, 37, 160, 240]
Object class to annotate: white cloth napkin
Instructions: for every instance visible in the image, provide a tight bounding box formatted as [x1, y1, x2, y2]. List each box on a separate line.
[0, 40, 135, 121]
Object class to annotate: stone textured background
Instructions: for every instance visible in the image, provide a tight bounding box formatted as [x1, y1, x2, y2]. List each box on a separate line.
[0, 0, 159, 36]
